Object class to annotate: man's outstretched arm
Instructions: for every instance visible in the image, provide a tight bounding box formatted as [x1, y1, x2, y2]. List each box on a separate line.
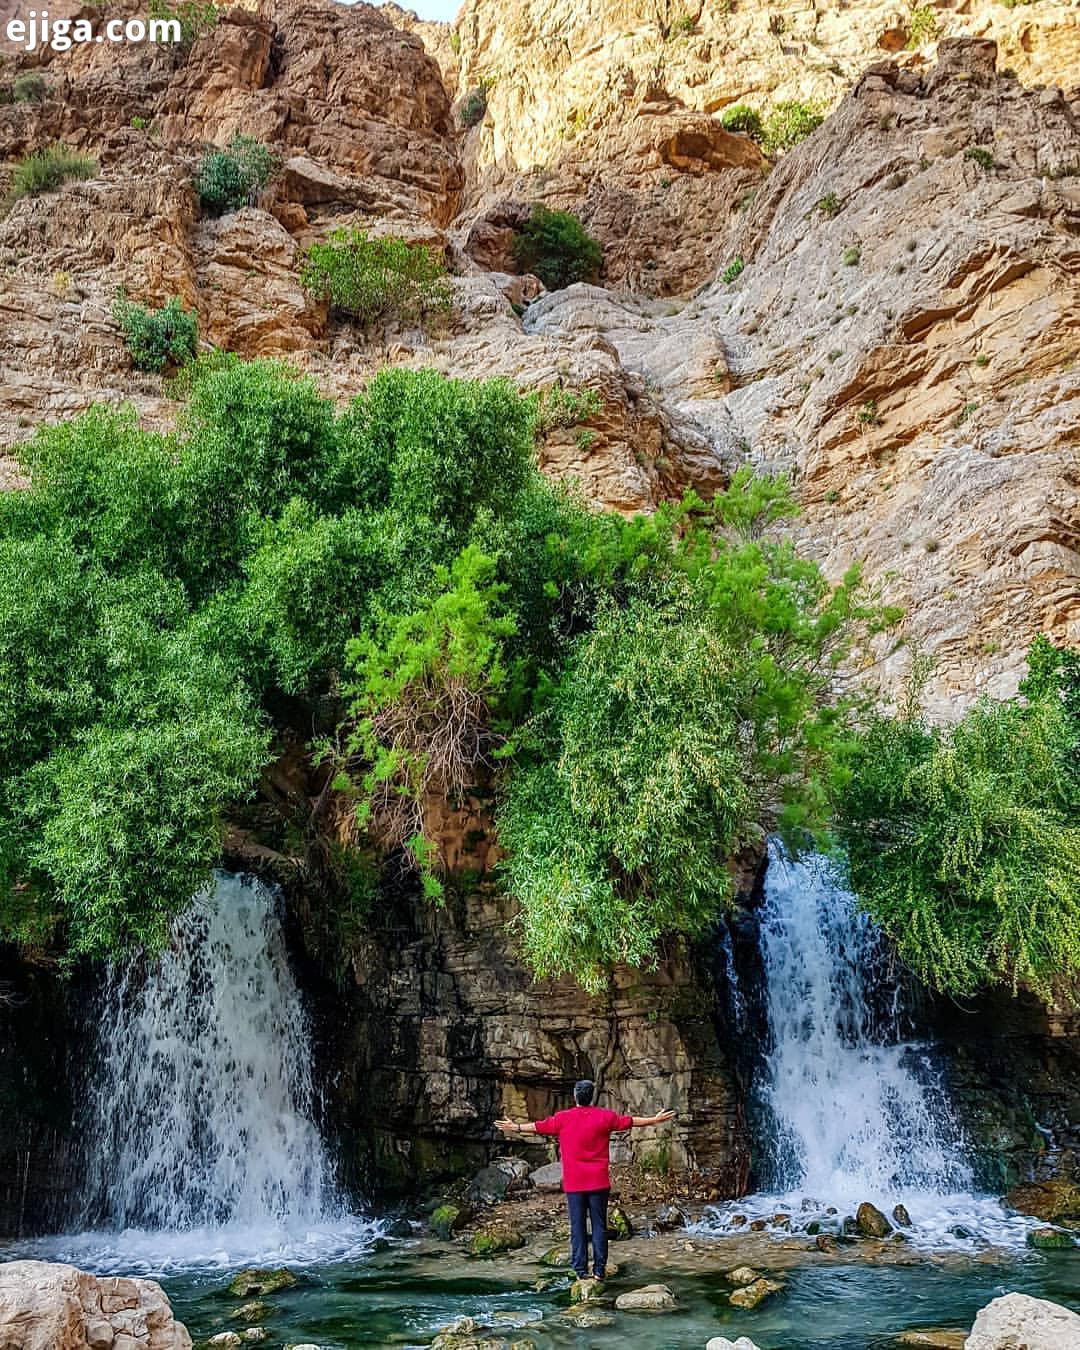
[495, 1118, 540, 1135]
[629, 1109, 676, 1128]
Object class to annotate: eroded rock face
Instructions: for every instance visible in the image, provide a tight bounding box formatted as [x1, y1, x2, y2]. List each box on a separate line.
[0, 1261, 191, 1350]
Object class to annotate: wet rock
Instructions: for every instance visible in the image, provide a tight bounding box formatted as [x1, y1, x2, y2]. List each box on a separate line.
[897, 1330, 966, 1349]
[607, 1204, 634, 1239]
[539, 1245, 572, 1268]
[468, 1224, 527, 1257]
[208, 1336, 242, 1348]
[1005, 1179, 1080, 1227]
[384, 1217, 414, 1238]
[227, 1269, 297, 1298]
[855, 1203, 893, 1238]
[892, 1204, 913, 1228]
[430, 1317, 515, 1350]
[706, 1339, 762, 1350]
[725, 1267, 759, 1286]
[771, 1213, 791, 1230]
[560, 1305, 616, 1328]
[429, 1203, 472, 1240]
[815, 1233, 839, 1253]
[728, 1214, 748, 1228]
[529, 1162, 563, 1192]
[570, 1277, 606, 1304]
[229, 1303, 273, 1322]
[748, 1219, 768, 1231]
[467, 1165, 516, 1205]
[614, 1284, 677, 1311]
[241, 1334, 269, 1345]
[966, 1293, 1080, 1349]
[1026, 1227, 1076, 1250]
[654, 1203, 688, 1231]
[728, 1278, 783, 1310]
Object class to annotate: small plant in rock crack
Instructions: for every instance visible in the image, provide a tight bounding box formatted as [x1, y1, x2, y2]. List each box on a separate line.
[722, 256, 745, 284]
[964, 146, 995, 171]
[841, 244, 861, 266]
[858, 399, 883, 427]
[814, 192, 842, 218]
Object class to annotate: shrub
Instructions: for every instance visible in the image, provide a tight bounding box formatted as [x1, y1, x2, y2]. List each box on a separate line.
[511, 205, 602, 291]
[761, 101, 823, 155]
[721, 256, 745, 284]
[906, 4, 939, 48]
[12, 72, 47, 104]
[534, 385, 602, 433]
[815, 191, 842, 217]
[965, 146, 995, 171]
[836, 643, 1080, 998]
[842, 244, 861, 266]
[858, 399, 882, 426]
[459, 87, 487, 128]
[5, 144, 97, 208]
[112, 293, 198, 373]
[300, 228, 451, 328]
[194, 135, 274, 215]
[720, 104, 763, 138]
[147, 0, 217, 45]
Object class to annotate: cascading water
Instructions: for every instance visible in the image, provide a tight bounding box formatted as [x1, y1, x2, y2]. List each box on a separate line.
[755, 843, 971, 1202]
[26, 872, 381, 1273]
[81, 872, 335, 1232]
[701, 843, 1037, 1249]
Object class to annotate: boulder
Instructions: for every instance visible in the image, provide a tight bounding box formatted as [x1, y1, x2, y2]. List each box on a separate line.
[855, 1202, 893, 1238]
[1004, 1179, 1080, 1227]
[725, 1266, 759, 1286]
[654, 1203, 688, 1231]
[468, 1224, 527, 1257]
[1026, 1227, 1076, 1251]
[468, 1165, 515, 1205]
[728, 1278, 783, 1310]
[226, 1269, 297, 1298]
[430, 1203, 472, 1240]
[0, 1262, 191, 1350]
[208, 1336, 243, 1348]
[614, 1284, 677, 1311]
[529, 1162, 563, 1192]
[230, 1302, 273, 1322]
[607, 1204, 634, 1239]
[570, 1277, 606, 1304]
[898, 1331, 966, 1348]
[965, 1293, 1080, 1349]
[893, 1204, 913, 1228]
[561, 1304, 616, 1327]
[706, 1339, 762, 1350]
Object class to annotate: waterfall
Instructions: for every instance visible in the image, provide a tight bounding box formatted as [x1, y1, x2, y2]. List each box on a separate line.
[755, 843, 971, 1202]
[80, 872, 337, 1233]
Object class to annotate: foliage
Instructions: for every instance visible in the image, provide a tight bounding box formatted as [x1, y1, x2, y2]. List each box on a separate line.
[964, 146, 995, 171]
[112, 293, 198, 373]
[842, 244, 861, 266]
[906, 4, 938, 48]
[12, 72, 47, 103]
[761, 101, 823, 155]
[719, 104, 763, 139]
[194, 135, 274, 216]
[721, 256, 745, 284]
[459, 87, 488, 128]
[148, 0, 218, 45]
[815, 192, 842, 218]
[836, 642, 1080, 998]
[512, 205, 603, 291]
[534, 385, 602, 433]
[5, 144, 96, 208]
[300, 228, 451, 328]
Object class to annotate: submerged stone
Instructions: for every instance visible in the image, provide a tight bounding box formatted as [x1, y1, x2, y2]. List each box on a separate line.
[227, 1268, 297, 1298]
[561, 1305, 616, 1328]
[230, 1302, 273, 1322]
[897, 1330, 966, 1349]
[725, 1266, 759, 1286]
[706, 1339, 762, 1350]
[1026, 1226, 1076, 1250]
[728, 1277, 783, 1310]
[614, 1283, 677, 1311]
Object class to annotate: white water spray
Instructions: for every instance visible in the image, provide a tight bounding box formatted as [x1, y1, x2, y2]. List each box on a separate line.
[757, 844, 971, 1201]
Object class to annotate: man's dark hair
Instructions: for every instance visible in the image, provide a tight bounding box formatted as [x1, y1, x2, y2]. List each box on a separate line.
[573, 1079, 595, 1106]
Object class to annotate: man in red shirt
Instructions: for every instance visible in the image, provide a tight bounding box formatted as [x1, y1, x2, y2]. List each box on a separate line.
[495, 1080, 676, 1280]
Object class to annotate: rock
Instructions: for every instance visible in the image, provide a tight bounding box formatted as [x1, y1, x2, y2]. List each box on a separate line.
[1005, 1179, 1080, 1226]
[242, 1334, 269, 1346]
[893, 1204, 913, 1228]
[226, 1269, 297, 1298]
[0, 1261, 191, 1350]
[560, 1305, 616, 1328]
[529, 1162, 563, 1192]
[230, 1302, 273, 1322]
[815, 1234, 839, 1254]
[725, 1266, 759, 1286]
[539, 1246, 572, 1268]
[467, 1165, 515, 1204]
[607, 1204, 634, 1239]
[208, 1336, 243, 1348]
[855, 1202, 893, 1238]
[614, 1284, 677, 1312]
[467, 1224, 527, 1256]
[706, 1339, 762, 1350]
[384, 1217, 414, 1238]
[430, 1203, 472, 1240]
[1026, 1227, 1076, 1250]
[654, 1203, 688, 1231]
[570, 1277, 606, 1304]
[965, 1293, 1080, 1349]
[898, 1331, 966, 1349]
[728, 1278, 783, 1310]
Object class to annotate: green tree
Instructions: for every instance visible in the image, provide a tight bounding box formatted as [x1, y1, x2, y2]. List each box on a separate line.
[512, 205, 603, 291]
[300, 228, 451, 327]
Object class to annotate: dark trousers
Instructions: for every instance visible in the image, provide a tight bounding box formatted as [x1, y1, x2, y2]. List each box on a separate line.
[566, 1188, 609, 1278]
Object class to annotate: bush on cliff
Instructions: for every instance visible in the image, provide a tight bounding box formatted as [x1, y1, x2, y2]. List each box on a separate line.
[4, 144, 96, 210]
[836, 639, 1080, 998]
[194, 135, 274, 215]
[300, 228, 452, 328]
[511, 205, 602, 291]
[112, 293, 198, 373]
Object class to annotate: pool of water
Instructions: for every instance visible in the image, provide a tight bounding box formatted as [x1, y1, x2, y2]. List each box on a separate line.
[152, 1240, 1080, 1349]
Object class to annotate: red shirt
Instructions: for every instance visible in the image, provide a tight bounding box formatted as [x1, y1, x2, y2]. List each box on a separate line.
[534, 1105, 633, 1192]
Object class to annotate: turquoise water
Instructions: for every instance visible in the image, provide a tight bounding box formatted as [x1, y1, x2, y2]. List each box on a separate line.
[160, 1241, 1080, 1349]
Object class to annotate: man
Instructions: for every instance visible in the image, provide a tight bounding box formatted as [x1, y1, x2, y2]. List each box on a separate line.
[495, 1081, 676, 1281]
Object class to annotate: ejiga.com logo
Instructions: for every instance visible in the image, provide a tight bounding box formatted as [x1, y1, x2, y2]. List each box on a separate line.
[6, 8, 183, 51]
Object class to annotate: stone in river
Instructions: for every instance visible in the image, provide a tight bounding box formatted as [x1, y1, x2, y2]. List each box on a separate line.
[1026, 1226, 1076, 1250]
[855, 1202, 892, 1238]
[728, 1277, 783, 1310]
[897, 1331, 966, 1349]
[429, 1202, 472, 1240]
[892, 1203, 913, 1227]
[654, 1203, 688, 1231]
[614, 1284, 677, 1311]
[706, 1339, 762, 1350]
[230, 1302, 273, 1322]
[227, 1268, 297, 1297]
[208, 1336, 243, 1348]
[607, 1203, 634, 1238]
[966, 1293, 1080, 1350]
[561, 1305, 616, 1328]
[725, 1266, 759, 1285]
[468, 1224, 527, 1256]
[570, 1276, 606, 1303]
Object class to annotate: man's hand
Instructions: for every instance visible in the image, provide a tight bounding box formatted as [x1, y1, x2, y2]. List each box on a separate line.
[652, 1109, 676, 1125]
[494, 1118, 519, 1133]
